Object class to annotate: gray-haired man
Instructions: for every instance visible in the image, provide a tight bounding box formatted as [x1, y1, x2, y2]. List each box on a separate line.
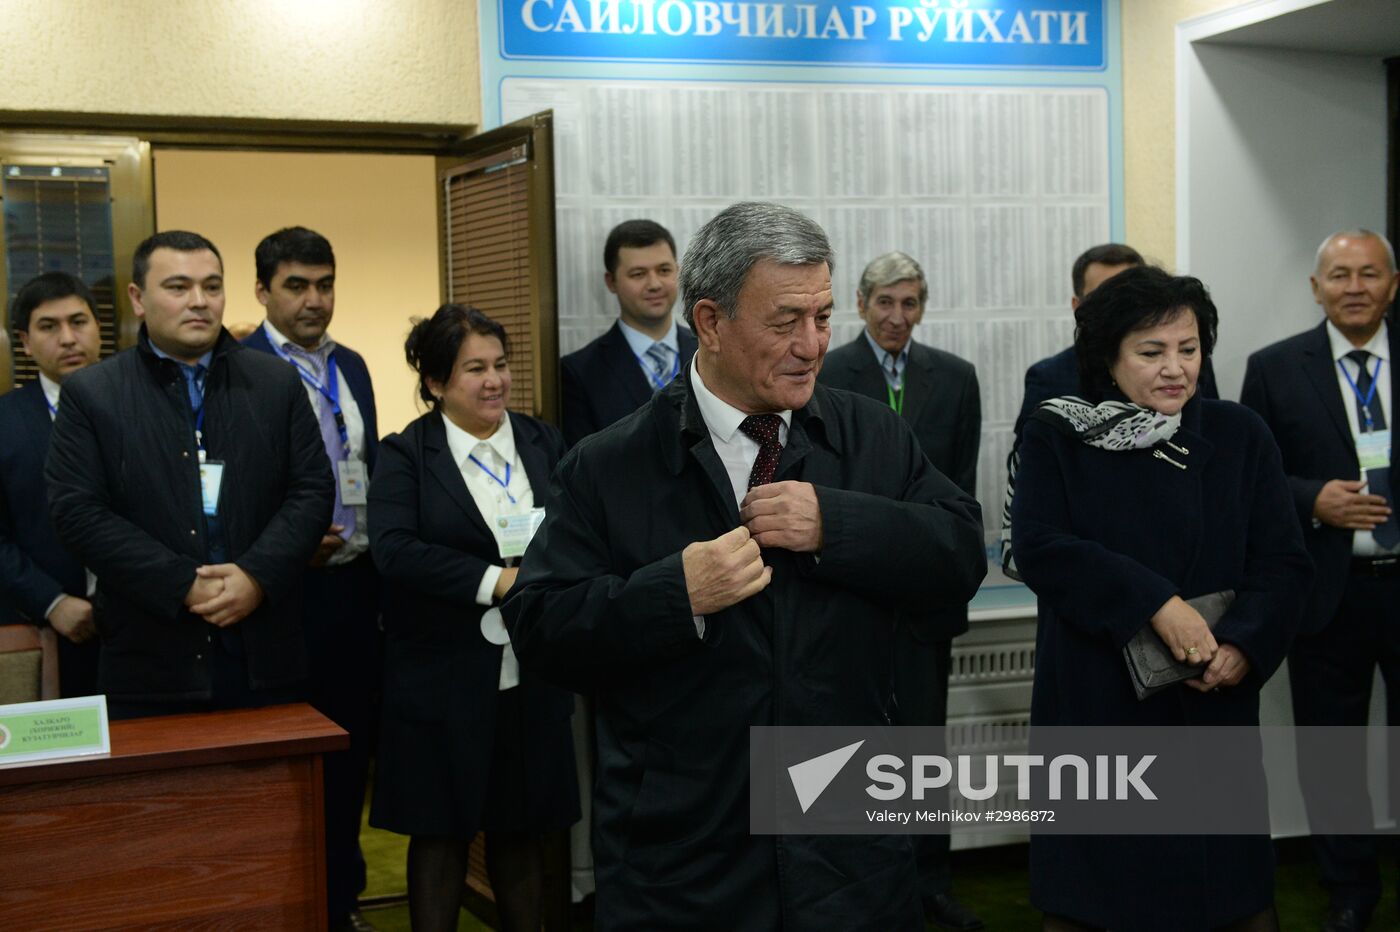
[820, 251, 983, 931]
[505, 203, 986, 930]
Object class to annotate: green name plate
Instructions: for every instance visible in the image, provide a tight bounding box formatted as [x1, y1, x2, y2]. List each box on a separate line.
[0, 695, 110, 768]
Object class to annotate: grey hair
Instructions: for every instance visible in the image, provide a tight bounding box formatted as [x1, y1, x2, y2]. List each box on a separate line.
[1315, 229, 1397, 275]
[680, 202, 834, 327]
[857, 251, 928, 305]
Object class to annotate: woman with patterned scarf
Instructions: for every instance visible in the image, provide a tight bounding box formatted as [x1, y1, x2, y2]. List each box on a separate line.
[1010, 266, 1312, 932]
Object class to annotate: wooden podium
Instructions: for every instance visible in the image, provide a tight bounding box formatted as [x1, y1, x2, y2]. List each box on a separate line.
[0, 703, 347, 930]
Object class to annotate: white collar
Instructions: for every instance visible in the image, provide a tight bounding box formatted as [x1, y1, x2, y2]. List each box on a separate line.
[38, 372, 61, 412]
[263, 319, 335, 357]
[689, 355, 791, 444]
[442, 409, 517, 468]
[1326, 319, 1389, 365]
[618, 317, 679, 359]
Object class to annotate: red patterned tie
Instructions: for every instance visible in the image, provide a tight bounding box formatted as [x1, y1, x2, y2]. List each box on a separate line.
[739, 414, 784, 490]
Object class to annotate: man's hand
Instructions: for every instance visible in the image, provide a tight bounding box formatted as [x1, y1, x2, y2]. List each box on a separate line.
[1149, 595, 1218, 665]
[739, 481, 823, 552]
[309, 524, 347, 568]
[1186, 643, 1251, 692]
[682, 525, 771, 616]
[1314, 479, 1391, 530]
[493, 566, 520, 601]
[189, 564, 265, 628]
[47, 596, 96, 644]
[184, 574, 225, 610]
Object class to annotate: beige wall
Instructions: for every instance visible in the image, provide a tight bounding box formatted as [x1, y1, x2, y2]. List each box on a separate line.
[1121, 0, 1250, 268]
[0, 0, 479, 128]
[153, 149, 440, 436]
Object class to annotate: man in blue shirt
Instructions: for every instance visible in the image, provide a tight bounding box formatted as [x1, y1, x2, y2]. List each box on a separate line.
[46, 230, 333, 718]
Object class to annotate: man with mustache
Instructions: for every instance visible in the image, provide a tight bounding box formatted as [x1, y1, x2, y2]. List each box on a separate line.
[506, 203, 986, 931]
[817, 251, 983, 932]
[242, 226, 381, 932]
[46, 230, 334, 721]
[0, 272, 104, 697]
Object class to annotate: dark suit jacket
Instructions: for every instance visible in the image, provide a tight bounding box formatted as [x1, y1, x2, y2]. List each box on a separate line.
[46, 327, 335, 701]
[0, 381, 85, 623]
[818, 335, 981, 640]
[0, 381, 100, 696]
[505, 373, 985, 931]
[1240, 321, 1394, 635]
[560, 320, 698, 447]
[368, 410, 577, 836]
[1015, 346, 1220, 436]
[241, 325, 380, 473]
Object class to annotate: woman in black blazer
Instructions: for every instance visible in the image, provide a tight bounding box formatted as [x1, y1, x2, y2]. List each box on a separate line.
[1011, 268, 1312, 932]
[368, 305, 578, 932]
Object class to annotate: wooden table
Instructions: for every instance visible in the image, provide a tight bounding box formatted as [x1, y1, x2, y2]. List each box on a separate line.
[0, 703, 347, 930]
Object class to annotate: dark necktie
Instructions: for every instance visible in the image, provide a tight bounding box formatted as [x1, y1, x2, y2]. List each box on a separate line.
[739, 414, 784, 490]
[1346, 350, 1399, 547]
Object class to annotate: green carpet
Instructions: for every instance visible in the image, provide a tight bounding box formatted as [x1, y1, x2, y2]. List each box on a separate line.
[357, 795, 1396, 931]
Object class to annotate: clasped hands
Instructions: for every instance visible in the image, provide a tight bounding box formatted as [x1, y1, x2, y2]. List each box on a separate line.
[1149, 595, 1250, 692]
[184, 564, 265, 627]
[683, 480, 821, 616]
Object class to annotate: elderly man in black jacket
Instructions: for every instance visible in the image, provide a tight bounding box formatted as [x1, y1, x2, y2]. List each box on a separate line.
[46, 230, 334, 719]
[505, 202, 986, 932]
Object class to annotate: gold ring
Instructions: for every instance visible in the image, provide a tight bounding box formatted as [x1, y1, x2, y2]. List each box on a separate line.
[1185, 647, 1200, 656]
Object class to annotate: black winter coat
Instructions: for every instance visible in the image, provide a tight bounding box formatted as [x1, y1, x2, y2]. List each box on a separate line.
[45, 327, 334, 701]
[1012, 396, 1312, 930]
[504, 371, 986, 931]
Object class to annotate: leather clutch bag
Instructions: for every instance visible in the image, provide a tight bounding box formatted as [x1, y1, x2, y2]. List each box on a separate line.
[1123, 590, 1236, 700]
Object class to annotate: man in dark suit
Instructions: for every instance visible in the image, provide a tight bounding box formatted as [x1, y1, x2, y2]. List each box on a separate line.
[46, 230, 333, 719]
[1015, 243, 1219, 435]
[1241, 229, 1400, 932]
[560, 219, 698, 447]
[818, 251, 982, 930]
[241, 227, 380, 932]
[0, 272, 102, 696]
[506, 202, 986, 931]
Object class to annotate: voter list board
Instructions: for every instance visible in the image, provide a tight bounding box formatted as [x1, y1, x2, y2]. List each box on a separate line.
[501, 77, 1108, 548]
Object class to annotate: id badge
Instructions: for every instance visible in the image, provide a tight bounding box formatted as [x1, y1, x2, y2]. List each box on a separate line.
[1357, 430, 1392, 472]
[338, 459, 369, 506]
[495, 507, 547, 559]
[199, 461, 225, 517]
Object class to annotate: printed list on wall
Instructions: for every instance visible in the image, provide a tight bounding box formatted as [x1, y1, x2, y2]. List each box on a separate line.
[502, 77, 1109, 548]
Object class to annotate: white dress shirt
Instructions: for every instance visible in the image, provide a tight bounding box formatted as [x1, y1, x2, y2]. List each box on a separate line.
[443, 411, 534, 689]
[862, 329, 910, 392]
[262, 321, 370, 565]
[689, 356, 791, 507]
[1326, 320, 1398, 556]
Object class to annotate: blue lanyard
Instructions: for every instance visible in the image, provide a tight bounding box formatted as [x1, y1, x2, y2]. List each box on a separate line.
[1338, 356, 1385, 432]
[194, 399, 208, 461]
[634, 346, 680, 391]
[44, 395, 57, 418]
[273, 345, 350, 456]
[468, 454, 517, 505]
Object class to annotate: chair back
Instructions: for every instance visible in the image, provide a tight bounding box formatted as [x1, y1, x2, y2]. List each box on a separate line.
[0, 624, 60, 704]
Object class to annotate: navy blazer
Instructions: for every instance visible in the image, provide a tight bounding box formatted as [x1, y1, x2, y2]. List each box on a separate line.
[818, 335, 981, 641]
[559, 320, 698, 447]
[242, 324, 379, 474]
[0, 381, 87, 623]
[1015, 345, 1220, 436]
[1240, 320, 1398, 635]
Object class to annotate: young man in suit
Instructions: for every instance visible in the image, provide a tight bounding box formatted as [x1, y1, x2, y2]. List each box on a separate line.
[1241, 229, 1400, 932]
[46, 230, 333, 720]
[818, 251, 983, 932]
[0, 272, 102, 696]
[241, 226, 381, 932]
[560, 219, 698, 447]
